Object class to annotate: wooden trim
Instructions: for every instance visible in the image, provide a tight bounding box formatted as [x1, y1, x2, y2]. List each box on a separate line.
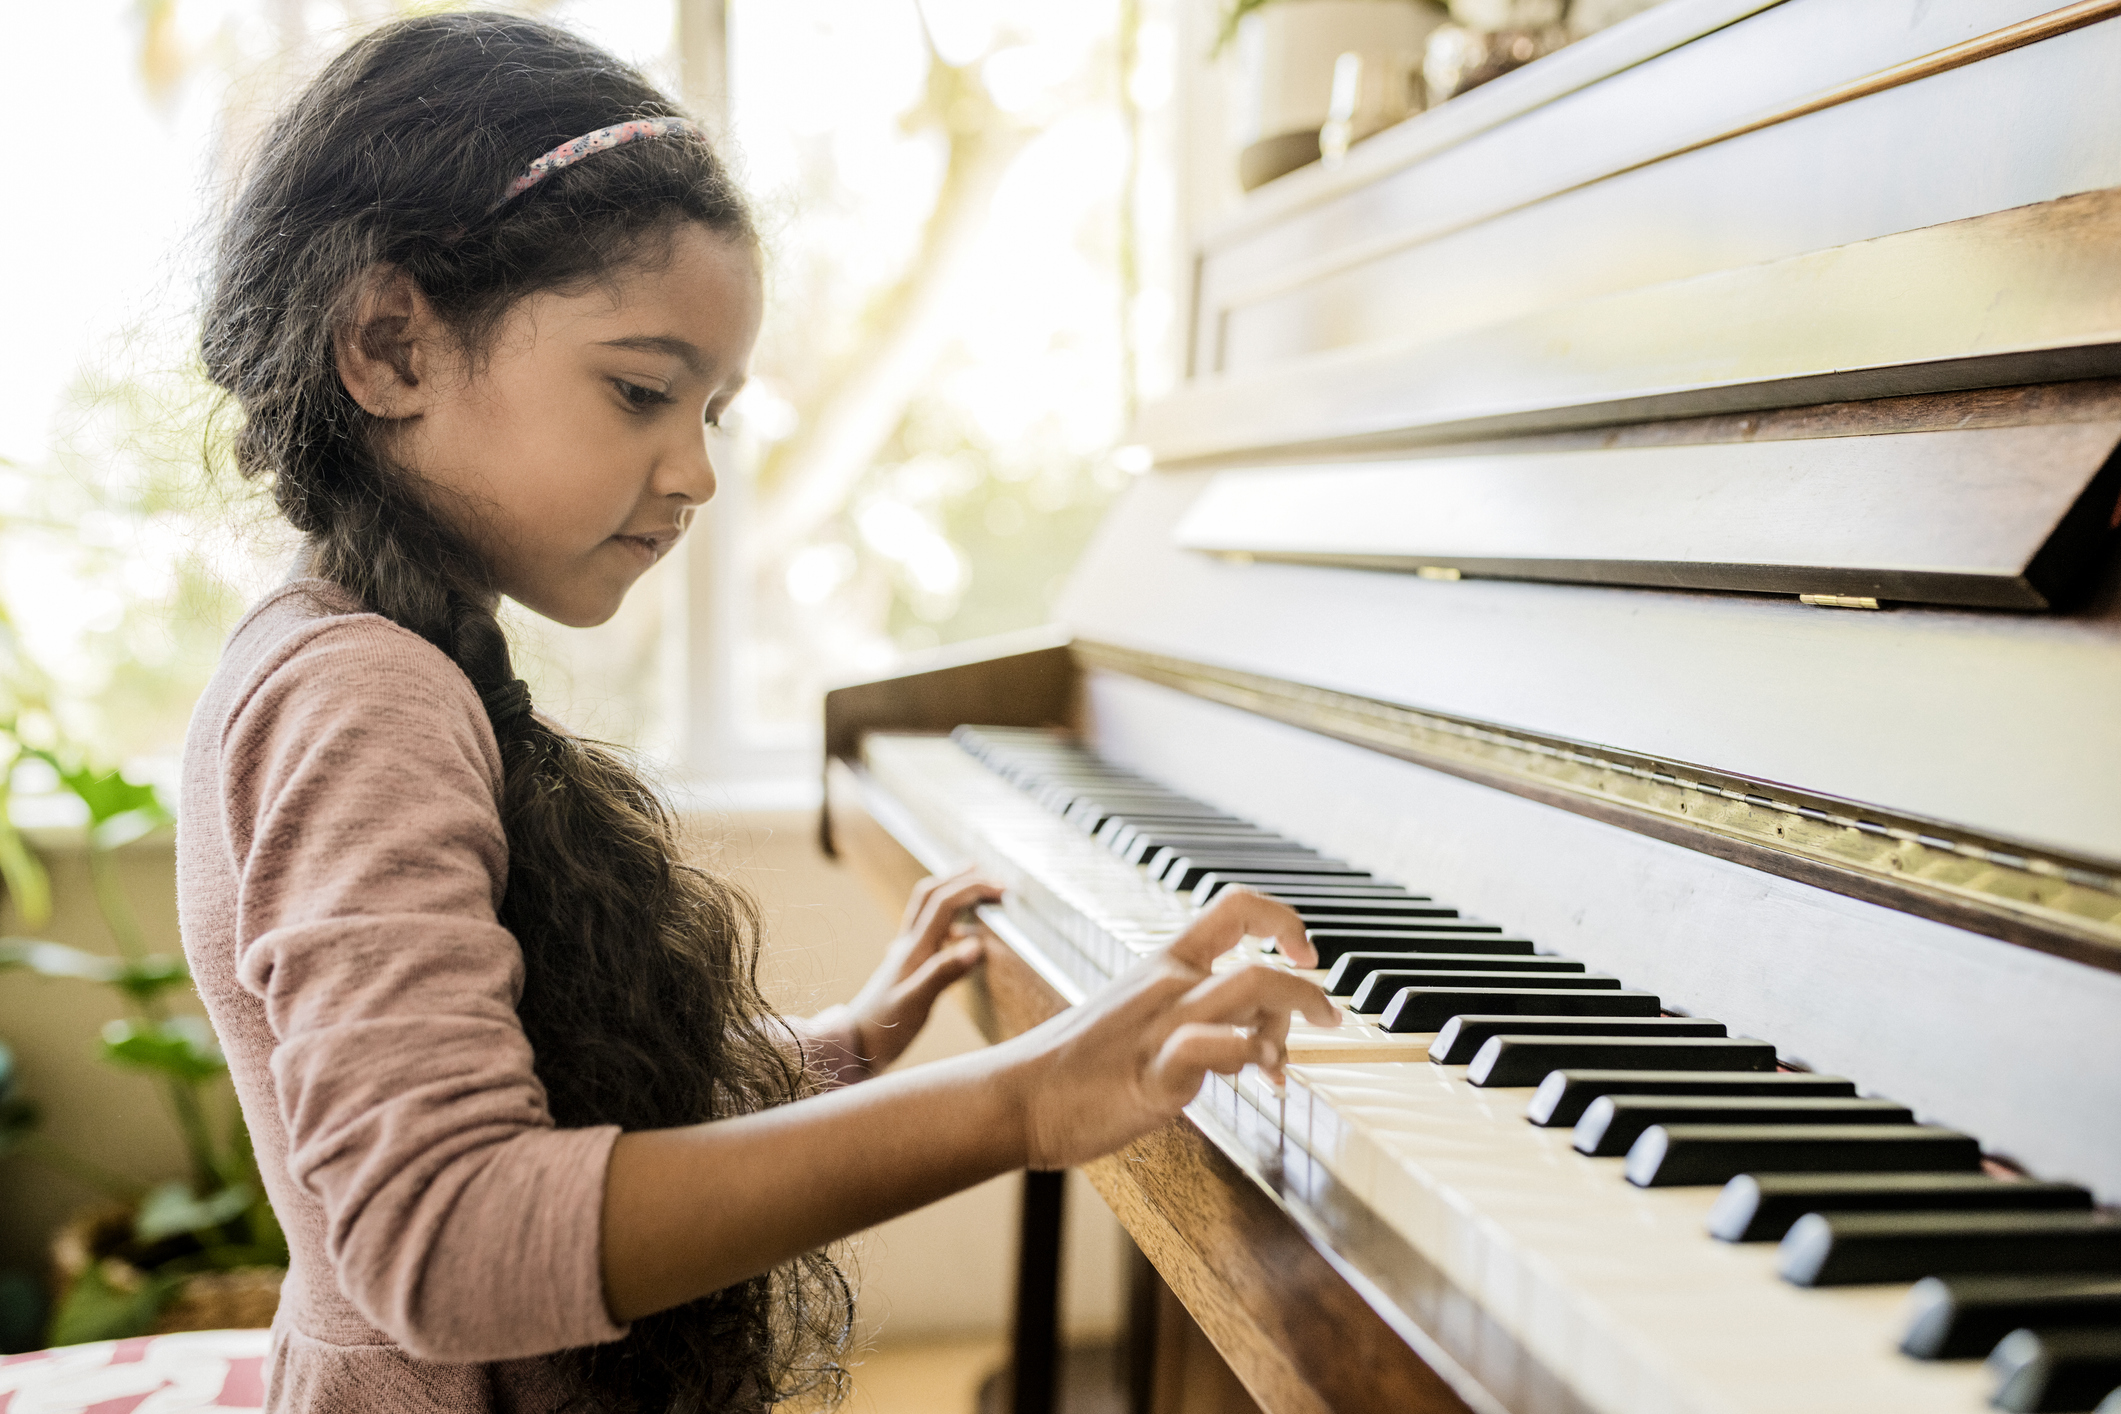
[1198, 0, 1786, 246]
[1072, 641, 2121, 976]
[1634, 0, 2121, 179]
[822, 630, 1076, 765]
[821, 631, 1078, 857]
[1218, 2, 2121, 315]
[1169, 418, 2121, 612]
[1137, 189, 2121, 464]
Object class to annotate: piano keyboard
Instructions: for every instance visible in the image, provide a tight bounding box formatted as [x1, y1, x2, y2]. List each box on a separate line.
[859, 727, 2121, 1414]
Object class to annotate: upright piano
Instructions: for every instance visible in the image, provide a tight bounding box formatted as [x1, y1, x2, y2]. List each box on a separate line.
[822, 3, 2121, 1411]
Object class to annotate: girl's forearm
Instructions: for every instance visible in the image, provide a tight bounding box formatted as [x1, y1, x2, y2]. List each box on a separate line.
[598, 1041, 1035, 1322]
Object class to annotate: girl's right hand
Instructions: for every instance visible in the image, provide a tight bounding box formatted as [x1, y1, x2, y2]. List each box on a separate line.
[1002, 889, 1339, 1171]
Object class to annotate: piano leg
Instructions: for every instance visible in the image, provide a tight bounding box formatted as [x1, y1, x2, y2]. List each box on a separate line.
[1127, 1244, 1161, 1414]
[1012, 1170, 1066, 1414]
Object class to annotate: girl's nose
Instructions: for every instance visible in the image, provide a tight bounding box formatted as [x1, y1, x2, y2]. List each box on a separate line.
[660, 425, 719, 506]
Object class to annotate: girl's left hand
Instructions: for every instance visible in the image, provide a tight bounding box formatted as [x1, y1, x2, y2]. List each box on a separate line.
[842, 867, 1002, 1072]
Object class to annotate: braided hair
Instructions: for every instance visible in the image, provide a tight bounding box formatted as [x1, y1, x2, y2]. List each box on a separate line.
[201, 13, 851, 1410]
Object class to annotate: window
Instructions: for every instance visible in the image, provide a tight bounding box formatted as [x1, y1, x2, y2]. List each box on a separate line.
[0, 0, 1181, 806]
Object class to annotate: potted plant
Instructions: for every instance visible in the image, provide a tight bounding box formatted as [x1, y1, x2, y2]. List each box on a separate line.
[1217, 0, 1446, 189]
[1, 616, 285, 1344]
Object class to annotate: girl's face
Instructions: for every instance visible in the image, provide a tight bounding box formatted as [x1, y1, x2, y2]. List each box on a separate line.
[376, 223, 762, 628]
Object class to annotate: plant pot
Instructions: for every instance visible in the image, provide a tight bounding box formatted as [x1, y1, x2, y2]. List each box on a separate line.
[51, 1206, 283, 1336]
[1227, 0, 1447, 190]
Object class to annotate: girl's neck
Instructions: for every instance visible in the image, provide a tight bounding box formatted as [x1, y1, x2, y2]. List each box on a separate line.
[286, 540, 323, 583]
[285, 536, 503, 615]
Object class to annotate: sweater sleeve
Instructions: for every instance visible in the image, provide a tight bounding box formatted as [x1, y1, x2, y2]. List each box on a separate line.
[221, 615, 628, 1362]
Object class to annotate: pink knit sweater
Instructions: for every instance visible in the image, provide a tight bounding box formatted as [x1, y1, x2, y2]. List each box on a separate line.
[177, 581, 858, 1410]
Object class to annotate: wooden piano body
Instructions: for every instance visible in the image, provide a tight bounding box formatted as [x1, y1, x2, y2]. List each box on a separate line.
[822, 3, 2121, 1410]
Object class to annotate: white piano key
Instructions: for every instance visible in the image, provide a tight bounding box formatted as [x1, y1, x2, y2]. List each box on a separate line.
[1292, 1060, 1993, 1413]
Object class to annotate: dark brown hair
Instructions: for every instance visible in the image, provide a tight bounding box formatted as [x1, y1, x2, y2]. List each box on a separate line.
[200, 13, 849, 1410]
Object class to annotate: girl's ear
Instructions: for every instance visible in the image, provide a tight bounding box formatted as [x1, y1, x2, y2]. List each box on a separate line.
[335, 266, 443, 419]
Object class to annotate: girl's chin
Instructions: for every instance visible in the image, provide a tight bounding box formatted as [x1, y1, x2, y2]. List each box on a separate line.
[509, 580, 630, 629]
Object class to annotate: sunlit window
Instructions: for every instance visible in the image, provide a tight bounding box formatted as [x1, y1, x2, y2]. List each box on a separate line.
[0, 0, 1177, 802]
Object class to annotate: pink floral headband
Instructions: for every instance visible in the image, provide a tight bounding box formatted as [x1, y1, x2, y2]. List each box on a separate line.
[493, 117, 700, 209]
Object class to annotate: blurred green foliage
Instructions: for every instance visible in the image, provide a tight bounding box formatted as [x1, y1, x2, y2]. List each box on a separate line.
[2, 633, 285, 1345]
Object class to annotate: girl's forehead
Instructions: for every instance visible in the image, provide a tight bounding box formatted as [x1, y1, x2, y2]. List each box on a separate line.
[533, 229, 762, 367]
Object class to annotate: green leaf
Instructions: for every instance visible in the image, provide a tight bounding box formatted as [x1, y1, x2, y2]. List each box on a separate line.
[55, 763, 170, 833]
[99, 1016, 225, 1083]
[0, 938, 123, 985]
[0, 799, 52, 928]
[0, 941, 187, 1001]
[112, 953, 190, 1003]
[89, 808, 168, 852]
[46, 1260, 180, 1346]
[133, 1180, 256, 1245]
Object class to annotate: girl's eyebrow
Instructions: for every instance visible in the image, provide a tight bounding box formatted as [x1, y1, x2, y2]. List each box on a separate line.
[597, 334, 705, 375]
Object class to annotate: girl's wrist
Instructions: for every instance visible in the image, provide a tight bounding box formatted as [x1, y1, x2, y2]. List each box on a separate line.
[981, 1028, 1059, 1172]
[796, 1004, 873, 1087]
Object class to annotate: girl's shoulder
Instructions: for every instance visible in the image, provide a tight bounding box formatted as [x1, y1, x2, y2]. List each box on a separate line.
[189, 578, 501, 789]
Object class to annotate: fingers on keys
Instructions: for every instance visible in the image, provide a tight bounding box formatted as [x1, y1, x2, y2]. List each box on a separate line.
[1180, 959, 1339, 1030]
[1169, 887, 1319, 969]
[906, 869, 1004, 952]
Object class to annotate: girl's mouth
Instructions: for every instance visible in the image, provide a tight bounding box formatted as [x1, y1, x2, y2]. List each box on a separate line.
[614, 530, 678, 564]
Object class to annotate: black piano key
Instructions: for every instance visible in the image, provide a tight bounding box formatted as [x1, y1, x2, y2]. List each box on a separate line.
[1574, 1096, 1912, 1157]
[1079, 807, 1230, 833]
[1444, 1021, 1740, 1069]
[1081, 805, 1235, 828]
[1626, 1124, 1983, 1189]
[1138, 839, 1315, 869]
[1198, 879, 1417, 903]
[1119, 824, 1283, 851]
[1052, 787, 1183, 809]
[1528, 1070, 1855, 1128]
[1351, 969, 1621, 1014]
[1987, 1327, 2121, 1414]
[1288, 904, 1461, 926]
[1195, 872, 1392, 900]
[1901, 1273, 2121, 1359]
[1266, 894, 1442, 915]
[1111, 816, 1276, 839]
[1327, 951, 1584, 993]
[1382, 988, 1660, 1034]
[1163, 858, 1372, 892]
[1099, 819, 1249, 842]
[1095, 804, 1228, 825]
[1157, 851, 1338, 879]
[1298, 916, 1498, 937]
[1151, 848, 1341, 876]
[1714, 1173, 2095, 1245]
[1092, 806, 1240, 827]
[1779, 1210, 2121, 1287]
[1123, 834, 1282, 860]
[1307, 931, 1534, 967]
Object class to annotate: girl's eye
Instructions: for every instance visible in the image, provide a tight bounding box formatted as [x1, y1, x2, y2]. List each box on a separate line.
[613, 379, 671, 411]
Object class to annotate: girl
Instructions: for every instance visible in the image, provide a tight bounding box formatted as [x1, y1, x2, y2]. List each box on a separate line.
[182, 12, 1334, 1413]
